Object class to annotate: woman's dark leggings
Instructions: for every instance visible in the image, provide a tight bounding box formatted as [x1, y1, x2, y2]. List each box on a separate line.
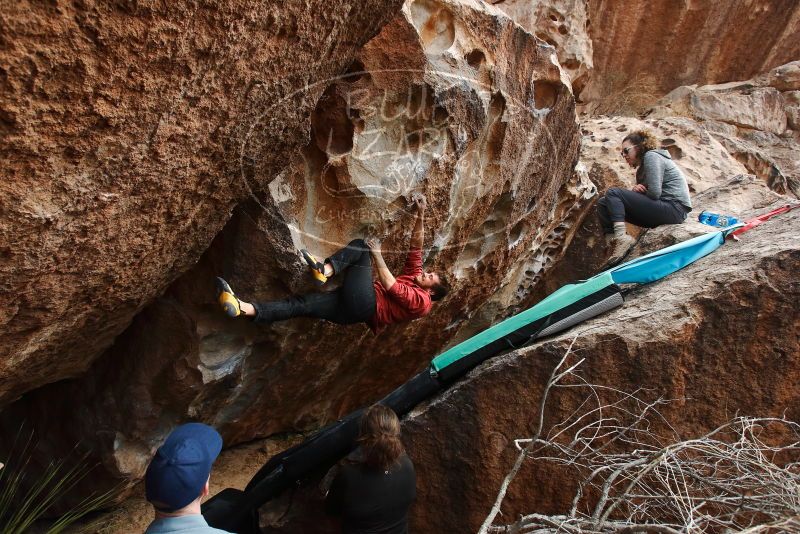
[252, 239, 376, 325]
[597, 187, 689, 233]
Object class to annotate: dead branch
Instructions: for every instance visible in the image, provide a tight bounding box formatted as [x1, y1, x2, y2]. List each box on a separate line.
[481, 341, 800, 534]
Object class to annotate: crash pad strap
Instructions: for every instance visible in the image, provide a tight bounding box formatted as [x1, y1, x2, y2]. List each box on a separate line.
[731, 204, 800, 236]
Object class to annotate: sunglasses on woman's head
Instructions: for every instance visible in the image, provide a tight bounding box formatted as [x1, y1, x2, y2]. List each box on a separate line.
[620, 145, 638, 157]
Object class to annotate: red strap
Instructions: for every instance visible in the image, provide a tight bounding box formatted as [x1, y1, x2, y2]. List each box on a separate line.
[731, 204, 800, 236]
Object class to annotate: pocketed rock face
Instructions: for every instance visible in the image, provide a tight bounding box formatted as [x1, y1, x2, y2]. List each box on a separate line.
[402, 187, 800, 533]
[579, 116, 749, 195]
[446, 163, 596, 343]
[0, 0, 584, 504]
[0, 0, 404, 406]
[582, 0, 800, 114]
[487, 0, 593, 100]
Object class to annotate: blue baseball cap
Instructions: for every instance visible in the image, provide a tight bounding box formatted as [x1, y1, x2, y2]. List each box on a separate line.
[145, 423, 223, 512]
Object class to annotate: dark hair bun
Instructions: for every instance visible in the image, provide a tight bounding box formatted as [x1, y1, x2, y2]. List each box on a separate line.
[358, 405, 404, 470]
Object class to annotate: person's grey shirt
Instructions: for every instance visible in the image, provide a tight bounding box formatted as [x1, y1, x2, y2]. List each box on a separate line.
[145, 514, 231, 534]
[636, 149, 692, 210]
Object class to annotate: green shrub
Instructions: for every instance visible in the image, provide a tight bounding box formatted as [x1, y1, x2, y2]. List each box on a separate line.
[0, 429, 117, 534]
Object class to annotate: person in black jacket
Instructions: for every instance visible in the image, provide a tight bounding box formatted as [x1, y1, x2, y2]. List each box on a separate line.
[325, 405, 416, 534]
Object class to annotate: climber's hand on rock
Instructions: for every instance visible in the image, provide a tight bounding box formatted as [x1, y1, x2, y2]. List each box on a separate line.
[366, 237, 381, 254]
[632, 184, 647, 194]
[412, 193, 427, 212]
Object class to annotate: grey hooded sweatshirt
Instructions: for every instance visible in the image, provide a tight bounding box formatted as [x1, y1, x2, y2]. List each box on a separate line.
[636, 149, 692, 210]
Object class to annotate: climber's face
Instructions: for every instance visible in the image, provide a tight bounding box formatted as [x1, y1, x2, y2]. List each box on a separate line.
[621, 140, 639, 168]
[415, 271, 440, 289]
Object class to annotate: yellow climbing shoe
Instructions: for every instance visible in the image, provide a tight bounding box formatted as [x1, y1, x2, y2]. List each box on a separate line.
[215, 277, 242, 317]
[300, 249, 328, 285]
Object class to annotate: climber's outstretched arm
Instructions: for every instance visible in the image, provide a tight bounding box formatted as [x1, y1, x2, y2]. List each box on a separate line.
[366, 238, 396, 291]
[410, 194, 426, 250]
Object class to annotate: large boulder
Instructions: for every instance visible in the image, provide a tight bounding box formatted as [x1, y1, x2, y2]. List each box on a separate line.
[402, 183, 800, 533]
[759, 59, 800, 92]
[0, 0, 588, 504]
[236, 177, 799, 534]
[648, 61, 800, 198]
[525, 96, 800, 306]
[0, 0, 404, 406]
[650, 83, 787, 135]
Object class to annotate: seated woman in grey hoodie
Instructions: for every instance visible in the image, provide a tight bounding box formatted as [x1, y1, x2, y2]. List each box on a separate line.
[597, 129, 693, 264]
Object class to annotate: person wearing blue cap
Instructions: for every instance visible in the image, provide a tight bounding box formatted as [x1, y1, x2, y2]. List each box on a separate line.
[144, 423, 231, 534]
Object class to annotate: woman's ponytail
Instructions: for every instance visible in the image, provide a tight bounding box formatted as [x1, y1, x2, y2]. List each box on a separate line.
[358, 405, 404, 471]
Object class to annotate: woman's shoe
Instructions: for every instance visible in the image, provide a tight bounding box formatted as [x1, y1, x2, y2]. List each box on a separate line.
[215, 277, 242, 317]
[607, 223, 636, 265]
[300, 249, 328, 285]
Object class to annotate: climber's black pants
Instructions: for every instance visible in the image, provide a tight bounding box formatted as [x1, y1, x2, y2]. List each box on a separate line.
[597, 187, 689, 233]
[252, 239, 376, 325]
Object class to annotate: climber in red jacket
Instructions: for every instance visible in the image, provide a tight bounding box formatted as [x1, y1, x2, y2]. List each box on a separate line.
[215, 195, 450, 333]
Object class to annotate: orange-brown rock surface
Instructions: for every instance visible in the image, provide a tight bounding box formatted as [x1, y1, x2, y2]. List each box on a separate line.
[403, 197, 800, 532]
[3, 0, 800, 527]
[252, 177, 800, 533]
[489, 1, 800, 113]
[489, 0, 593, 98]
[0, 0, 404, 406]
[0, 0, 587, 504]
[582, 0, 800, 113]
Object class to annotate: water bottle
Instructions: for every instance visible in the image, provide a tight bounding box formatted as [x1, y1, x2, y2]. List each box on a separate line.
[698, 210, 739, 228]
